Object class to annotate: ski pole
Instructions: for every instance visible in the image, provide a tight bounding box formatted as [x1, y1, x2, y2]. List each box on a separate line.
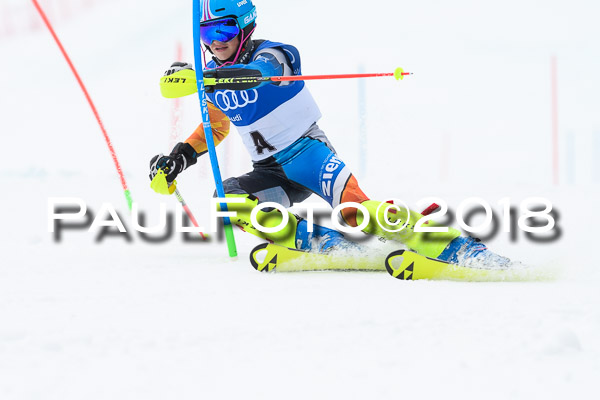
[174, 188, 207, 240]
[192, 0, 237, 258]
[160, 68, 412, 99]
[208, 67, 412, 86]
[32, 0, 133, 210]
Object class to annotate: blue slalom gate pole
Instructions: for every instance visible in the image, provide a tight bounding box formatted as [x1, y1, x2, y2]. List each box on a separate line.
[192, 0, 237, 258]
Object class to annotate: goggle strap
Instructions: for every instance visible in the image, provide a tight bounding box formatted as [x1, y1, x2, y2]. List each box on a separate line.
[217, 24, 256, 69]
[201, 45, 208, 69]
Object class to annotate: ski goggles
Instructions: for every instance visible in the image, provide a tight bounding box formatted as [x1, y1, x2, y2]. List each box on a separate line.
[200, 18, 240, 45]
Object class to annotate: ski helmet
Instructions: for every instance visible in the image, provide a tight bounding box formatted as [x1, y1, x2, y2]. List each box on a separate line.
[199, 0, 258, 64]
[200, 0, 257, 32]
[200, 0, 257, 56]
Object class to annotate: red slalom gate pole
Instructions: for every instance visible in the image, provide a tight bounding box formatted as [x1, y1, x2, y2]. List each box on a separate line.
[31, 0, 133, 209]
[169, 41, 184, 150]
[169, 42, 206, 241]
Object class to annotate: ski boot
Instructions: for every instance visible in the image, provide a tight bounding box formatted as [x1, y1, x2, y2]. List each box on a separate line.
[437, 236, 512, 269]
[218, 194, 360, 253]
[295, 219, 361, 254]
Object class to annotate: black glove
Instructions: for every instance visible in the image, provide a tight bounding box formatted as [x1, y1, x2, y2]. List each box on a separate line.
[164, 61, 194, 77]
[149, 154, 184, 184]
[149, 142, 199, 184]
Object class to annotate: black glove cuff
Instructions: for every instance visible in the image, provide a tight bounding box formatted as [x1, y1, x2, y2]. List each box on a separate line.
[205, 67, 262, 80]
[204, 67, 263, 92]
[170, 142, 199, 170]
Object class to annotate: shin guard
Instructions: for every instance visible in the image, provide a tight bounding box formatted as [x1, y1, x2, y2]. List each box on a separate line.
[357, 200, 461, 258]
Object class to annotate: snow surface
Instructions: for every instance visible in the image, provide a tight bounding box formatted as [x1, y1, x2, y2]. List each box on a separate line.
[1, 0, 600, 399]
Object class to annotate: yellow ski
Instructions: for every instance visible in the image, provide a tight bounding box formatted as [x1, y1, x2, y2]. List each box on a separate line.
[385, 250, 550, 282]
[249, 243, 386, 273]
[249, 244, 552, 282]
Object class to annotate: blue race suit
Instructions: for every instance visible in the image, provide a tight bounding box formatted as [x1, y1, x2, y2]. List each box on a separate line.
[204, 40, 368, 213]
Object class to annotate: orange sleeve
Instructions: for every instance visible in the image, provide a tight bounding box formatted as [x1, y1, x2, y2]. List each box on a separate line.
[184, 102, 231, 155]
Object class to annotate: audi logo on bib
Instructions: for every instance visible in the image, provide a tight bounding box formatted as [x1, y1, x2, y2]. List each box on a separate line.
[215, 89, 259, 112]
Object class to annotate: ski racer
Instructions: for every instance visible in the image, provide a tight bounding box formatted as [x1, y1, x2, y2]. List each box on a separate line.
[149, 0, 510, 267]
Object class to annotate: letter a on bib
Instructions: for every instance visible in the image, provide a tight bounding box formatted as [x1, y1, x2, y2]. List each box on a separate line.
[250, 131, 277, 155]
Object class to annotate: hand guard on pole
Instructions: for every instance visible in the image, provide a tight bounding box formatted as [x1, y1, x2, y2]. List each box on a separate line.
[149, 142, 199, 195]
[160, 62, 198, 98]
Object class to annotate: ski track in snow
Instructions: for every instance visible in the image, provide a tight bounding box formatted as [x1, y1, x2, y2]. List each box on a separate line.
[2, 1, 600, 399]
